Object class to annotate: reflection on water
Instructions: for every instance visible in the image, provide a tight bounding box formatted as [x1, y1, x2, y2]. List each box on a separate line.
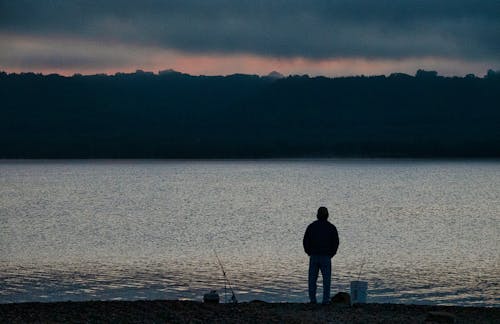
[1, 259, 498, 305]
[0, 160, 499, 306]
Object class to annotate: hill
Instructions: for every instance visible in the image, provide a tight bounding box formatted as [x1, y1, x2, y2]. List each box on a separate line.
[1, 70, 499, 158]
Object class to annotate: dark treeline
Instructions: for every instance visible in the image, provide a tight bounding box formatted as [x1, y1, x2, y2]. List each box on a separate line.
[1, 69, 499, 158]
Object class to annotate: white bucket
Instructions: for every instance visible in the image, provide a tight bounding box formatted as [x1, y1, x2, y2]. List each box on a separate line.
[350, 281, 368, 304]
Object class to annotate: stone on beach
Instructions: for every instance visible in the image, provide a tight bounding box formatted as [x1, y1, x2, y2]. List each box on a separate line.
[425, 311, 457, 323]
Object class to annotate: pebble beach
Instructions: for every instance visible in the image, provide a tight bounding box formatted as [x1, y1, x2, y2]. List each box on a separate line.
[1, 300, 499, 323]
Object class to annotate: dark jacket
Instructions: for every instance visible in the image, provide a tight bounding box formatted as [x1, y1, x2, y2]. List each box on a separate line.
[303, 220, 339, 257]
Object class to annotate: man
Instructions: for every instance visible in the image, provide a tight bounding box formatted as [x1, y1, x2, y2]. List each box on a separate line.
[303, 206, 339, 304]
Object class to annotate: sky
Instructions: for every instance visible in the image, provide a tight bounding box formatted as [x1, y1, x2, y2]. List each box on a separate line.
[1, 0, 499, 77]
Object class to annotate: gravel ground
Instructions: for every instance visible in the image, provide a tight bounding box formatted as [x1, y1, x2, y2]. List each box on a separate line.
[1, 300, 499, 323]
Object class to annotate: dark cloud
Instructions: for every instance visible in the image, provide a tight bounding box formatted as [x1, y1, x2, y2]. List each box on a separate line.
[0, 0, 499, 60]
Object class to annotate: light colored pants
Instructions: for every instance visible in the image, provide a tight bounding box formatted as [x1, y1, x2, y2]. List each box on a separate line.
[308, 255, 331, 304]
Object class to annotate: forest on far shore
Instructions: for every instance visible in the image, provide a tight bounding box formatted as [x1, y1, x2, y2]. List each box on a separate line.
[1, 69, 499, 158]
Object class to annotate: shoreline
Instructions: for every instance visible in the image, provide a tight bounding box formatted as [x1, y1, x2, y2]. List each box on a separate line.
[1, 300, 499, 323]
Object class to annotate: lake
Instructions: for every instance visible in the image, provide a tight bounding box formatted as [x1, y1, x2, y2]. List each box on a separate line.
[0, 160, 498, 306]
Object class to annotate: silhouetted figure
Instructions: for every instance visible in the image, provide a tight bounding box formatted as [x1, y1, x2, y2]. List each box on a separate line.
[303, 207, 339, 304]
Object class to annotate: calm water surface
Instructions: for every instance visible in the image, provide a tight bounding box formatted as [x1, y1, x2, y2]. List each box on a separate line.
[0, 160, 499, 306]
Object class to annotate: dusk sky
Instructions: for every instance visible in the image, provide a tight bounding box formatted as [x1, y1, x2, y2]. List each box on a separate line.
[1, 0, 499, 76]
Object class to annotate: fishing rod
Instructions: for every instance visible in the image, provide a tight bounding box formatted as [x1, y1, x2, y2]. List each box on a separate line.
[214, 249, 238, 304]
[357, 258, 366, 281]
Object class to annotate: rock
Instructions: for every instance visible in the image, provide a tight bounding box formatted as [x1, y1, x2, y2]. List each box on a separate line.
[425, 311, 457, 323]
[331, 292, 351, 306]
[203, 290, 219, 304]
[249, 300, 267, 304]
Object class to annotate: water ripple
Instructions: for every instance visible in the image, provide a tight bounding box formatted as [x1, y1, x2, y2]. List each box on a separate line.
[0, 160, 499, 306]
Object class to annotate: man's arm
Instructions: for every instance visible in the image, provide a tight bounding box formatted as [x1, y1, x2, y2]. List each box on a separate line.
[330, 226, 339, 257]
[303, 225, 311, 255]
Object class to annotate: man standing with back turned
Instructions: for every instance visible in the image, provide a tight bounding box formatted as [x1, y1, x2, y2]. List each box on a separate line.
[303, 206, 339, 304]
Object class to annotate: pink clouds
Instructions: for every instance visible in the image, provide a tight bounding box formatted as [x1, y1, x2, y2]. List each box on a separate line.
[0, 34, 495, 77]
[154, 53, 493, 77]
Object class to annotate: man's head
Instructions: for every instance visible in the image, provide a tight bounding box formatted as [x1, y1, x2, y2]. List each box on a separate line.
[317, 206, 329, 221]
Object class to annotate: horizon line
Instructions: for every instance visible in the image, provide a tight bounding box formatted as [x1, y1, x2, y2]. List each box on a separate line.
[2, 68, 499, 79]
